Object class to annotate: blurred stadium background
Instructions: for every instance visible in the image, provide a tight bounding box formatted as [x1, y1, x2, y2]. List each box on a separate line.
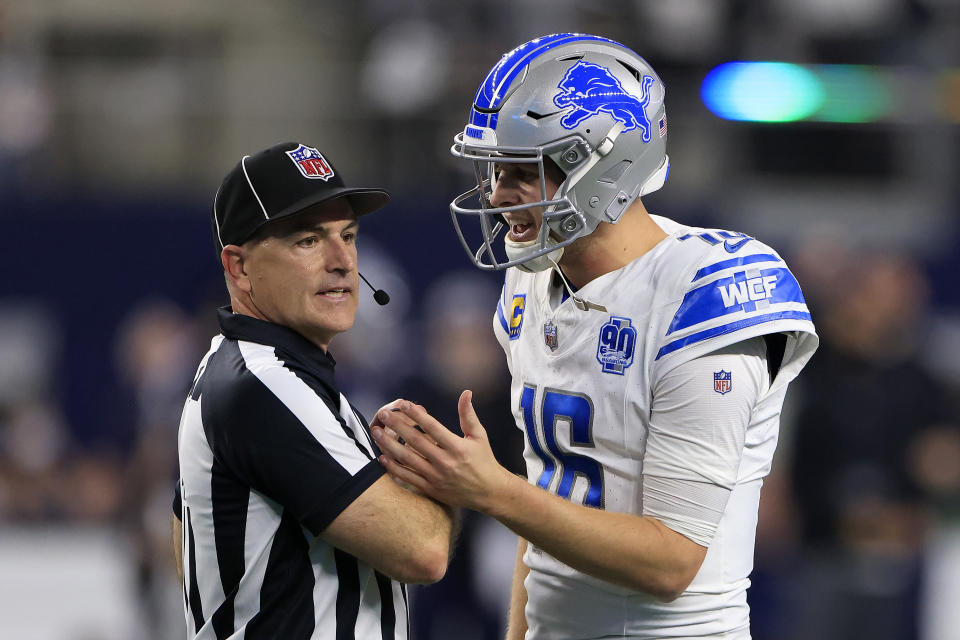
[1, 1, 958, 638]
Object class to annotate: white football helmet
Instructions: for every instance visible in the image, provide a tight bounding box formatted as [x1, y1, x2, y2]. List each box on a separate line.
[450, 33, 669, 272]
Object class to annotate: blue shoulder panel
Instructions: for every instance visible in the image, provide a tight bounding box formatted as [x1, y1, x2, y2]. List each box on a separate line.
[691, 253, 780, 282]
[667, 266, 807, 335]
[656, 310, 812, 360]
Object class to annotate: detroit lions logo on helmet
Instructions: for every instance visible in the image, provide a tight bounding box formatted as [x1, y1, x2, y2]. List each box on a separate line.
[553, 61, 654, 142]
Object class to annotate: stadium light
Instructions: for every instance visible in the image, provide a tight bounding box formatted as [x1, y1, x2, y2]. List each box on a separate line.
[701, 62, 896, 123]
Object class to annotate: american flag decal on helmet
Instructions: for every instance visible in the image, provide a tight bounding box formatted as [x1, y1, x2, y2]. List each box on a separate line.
[659, 115, 667, 138]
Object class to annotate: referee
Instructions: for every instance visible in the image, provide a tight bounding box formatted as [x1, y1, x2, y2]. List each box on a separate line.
[173, 142, 456, 639]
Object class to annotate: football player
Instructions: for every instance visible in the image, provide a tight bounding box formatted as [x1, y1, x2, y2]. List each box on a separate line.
[372, 33, 818, 639]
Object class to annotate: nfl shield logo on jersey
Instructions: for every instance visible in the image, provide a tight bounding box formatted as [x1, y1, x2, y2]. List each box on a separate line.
[543, 321, 558, 351]
[714, 370, 732, 395]
[285, 144, 335, 181]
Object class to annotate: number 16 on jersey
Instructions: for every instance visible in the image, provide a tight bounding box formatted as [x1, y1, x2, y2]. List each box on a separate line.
[520, 385, 605, 508]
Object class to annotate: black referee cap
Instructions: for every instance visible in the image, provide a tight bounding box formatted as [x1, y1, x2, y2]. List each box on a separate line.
[212, 142, 390, 251]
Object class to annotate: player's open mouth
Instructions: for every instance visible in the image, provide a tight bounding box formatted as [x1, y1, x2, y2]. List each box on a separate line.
[507, 221, 538, 243]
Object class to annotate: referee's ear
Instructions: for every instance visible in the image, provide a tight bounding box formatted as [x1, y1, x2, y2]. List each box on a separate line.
[221, 244, 252, 294]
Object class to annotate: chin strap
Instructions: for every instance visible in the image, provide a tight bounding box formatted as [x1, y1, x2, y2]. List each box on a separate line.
[549, 258, 607, 313]
[505, 238, 607, 312]
[506, 237, 564, 274]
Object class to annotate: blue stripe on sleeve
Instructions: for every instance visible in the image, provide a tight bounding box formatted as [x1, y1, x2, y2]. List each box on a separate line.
[691, 254, 781, 282]
[497, 299, 509, 335]
[655, 310, 813, 360]
[667, 267, 806, 335]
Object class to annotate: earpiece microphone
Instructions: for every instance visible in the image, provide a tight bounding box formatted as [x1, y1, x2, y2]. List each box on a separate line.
[358, 272, 390, 306]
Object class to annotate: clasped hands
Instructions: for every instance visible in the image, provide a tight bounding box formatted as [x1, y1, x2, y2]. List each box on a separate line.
[369, 390, 515, 514]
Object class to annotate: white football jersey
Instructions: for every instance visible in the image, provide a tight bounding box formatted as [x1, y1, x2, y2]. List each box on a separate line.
[494, 215, 818, 639]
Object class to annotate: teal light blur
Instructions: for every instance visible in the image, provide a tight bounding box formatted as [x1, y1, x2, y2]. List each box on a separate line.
[814, 65, 893, 123]
[701, 62, 824, 122]
[701, 62, 894, 123]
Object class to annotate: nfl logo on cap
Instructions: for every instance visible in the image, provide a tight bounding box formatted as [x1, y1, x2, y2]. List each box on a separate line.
[285, 144, 335, 181]
[714, 370, 732, 395]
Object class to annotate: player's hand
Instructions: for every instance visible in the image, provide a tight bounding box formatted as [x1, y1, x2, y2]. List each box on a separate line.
[370, 391, 517, 514]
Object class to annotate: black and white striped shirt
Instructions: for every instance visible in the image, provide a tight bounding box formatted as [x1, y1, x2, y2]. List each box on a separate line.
[176, 307, 407, 639]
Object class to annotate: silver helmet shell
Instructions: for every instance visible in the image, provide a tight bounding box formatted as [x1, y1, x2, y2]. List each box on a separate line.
[450, 33, 669, 271]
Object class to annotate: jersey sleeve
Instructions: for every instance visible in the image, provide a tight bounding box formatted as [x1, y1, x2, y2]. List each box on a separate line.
[202, 347, 384, 537]
[642, 337, 768, 546]
[494, 276, 516, 375]
[650, 241, 818, 391]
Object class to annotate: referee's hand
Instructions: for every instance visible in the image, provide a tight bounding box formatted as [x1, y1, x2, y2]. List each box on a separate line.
[372, 392, 515, 514]
[369, 399, 429, 445]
